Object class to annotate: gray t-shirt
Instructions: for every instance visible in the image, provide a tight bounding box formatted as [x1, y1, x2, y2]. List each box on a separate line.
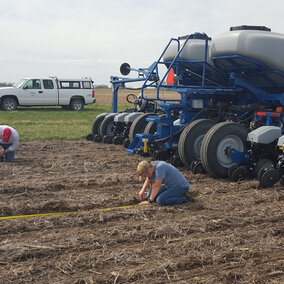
[153, 161, 189, 189]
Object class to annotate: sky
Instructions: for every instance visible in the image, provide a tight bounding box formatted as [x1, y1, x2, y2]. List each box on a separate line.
[1, 0, 284, 86]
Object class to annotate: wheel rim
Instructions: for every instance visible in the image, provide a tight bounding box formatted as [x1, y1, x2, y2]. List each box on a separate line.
[178, 119, 216, 168]
[5, 101, 15, 110]
[105, 121, 114, 134]
[73, 101, 82, 110]
[192, 134, 205, 157]
[200, 122, 248, 178]
[216, 135, 244, 168]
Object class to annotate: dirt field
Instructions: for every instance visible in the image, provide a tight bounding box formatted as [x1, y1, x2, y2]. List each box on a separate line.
[0, 90, 283, 283]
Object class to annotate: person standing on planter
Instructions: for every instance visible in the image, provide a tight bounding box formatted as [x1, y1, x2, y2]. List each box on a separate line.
[0, 125, 19, 162]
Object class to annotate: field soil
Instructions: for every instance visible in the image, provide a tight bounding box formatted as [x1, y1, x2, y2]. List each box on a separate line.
[0, 90, 283, 283]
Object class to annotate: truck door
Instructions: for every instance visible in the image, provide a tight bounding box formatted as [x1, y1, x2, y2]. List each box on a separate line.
[20, 79, 43, 105]
[42, 79, 58, 105]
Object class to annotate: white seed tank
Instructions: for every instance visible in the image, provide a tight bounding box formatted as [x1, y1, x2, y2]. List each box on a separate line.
[210, 26, 284, 73]
[163, 37, 212, 64]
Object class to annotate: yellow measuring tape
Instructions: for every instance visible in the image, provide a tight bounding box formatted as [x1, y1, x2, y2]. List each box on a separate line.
[0, 196, 201, 220]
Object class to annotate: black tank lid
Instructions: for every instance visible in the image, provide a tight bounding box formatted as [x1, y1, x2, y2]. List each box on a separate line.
[230, 25, 271, 32]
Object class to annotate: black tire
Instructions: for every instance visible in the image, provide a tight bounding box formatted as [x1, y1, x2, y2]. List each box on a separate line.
[200, 122, 248, 178]
[99, 114, 117, 136]
[144, 121, 157, 135]
[1, 97, 17, 111]
[70, 99, 84, 111]
[178, 119, 216, 168]
[92, 113, 109, 136]
[129, 113, 156, 142]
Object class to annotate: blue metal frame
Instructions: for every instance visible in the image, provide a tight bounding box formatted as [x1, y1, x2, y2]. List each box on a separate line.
[213, 55, 284, 105]
[110, 62, 160, 112]
[110, 32, 284, 156]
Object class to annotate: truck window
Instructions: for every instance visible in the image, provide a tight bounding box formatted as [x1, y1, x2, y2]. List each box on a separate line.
[71, 82, 80, 88]
[82, 81, 92, 89]
[43, 80, 54, 89]
[60, 81, 81, 89]
[24, 79, 41, 89]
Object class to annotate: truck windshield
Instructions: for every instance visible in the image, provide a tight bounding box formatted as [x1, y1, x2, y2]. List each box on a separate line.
[15, 79, 27, 88]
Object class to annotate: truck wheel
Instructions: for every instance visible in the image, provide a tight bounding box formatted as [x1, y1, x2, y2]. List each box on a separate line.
[200, 122, 248, 178]
[1, 97, 17, 111]
[178, 119, 216, 169]
[70, 99, 84, 111]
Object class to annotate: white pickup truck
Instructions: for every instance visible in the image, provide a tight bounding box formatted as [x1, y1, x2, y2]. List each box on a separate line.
[0, 77, 96, 111]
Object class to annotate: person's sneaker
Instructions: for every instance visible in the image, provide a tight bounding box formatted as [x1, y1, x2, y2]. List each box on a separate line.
[185, 192, 195, 202]
[0, 156, 4, 162]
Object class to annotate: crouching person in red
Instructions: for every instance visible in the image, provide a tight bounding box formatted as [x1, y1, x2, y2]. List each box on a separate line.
[0, 125, 19, 162]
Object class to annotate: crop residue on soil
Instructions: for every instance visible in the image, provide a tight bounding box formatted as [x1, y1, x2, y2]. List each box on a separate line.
[0, 140, 283, 283]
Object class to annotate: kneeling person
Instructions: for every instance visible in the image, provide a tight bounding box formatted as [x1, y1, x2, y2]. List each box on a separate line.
[137, 160, 190, 206]
[0, 125, 19, 162]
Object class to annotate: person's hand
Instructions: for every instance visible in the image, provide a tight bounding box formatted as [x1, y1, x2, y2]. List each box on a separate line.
[0, 150, 4, 157]
[138, 189, 145, 200]
[139, 200, 150, 205]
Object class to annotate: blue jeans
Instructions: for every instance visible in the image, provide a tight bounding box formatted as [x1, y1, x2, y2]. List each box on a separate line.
[147, 184, 189, 206]
[0, 143, 14, 161]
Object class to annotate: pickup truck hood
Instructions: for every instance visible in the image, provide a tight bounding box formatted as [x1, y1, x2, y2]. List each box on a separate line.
[0, 86, 15, 91]
[0, 86, 16, 94]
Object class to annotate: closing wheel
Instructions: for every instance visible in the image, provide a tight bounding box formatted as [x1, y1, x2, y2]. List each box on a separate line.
[92, 113, 109, 136]
[190, 160, 205, 174]
[257, 164, 274, 181]
[230, 165, 248, 182]
[94, 134, 102, 142]
[228, 165, 240, 180]
[178, 119, 216, 169]
[259, 169, 280, 188]
[123, 138, 130, 148]
[170, 154, 183, 168]
[252, 159, 273, 178]
[200, 122, 248, 178]
[102, 135, 113, 144]
[85, 133, 94, 141]
[129, 113, 156, 142]
[112, 136, 124, 145]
